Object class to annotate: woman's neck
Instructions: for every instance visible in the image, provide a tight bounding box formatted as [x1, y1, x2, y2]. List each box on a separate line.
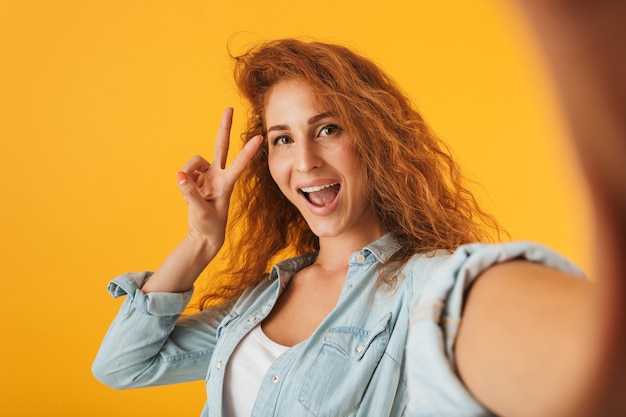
[315, 229, 386, 272]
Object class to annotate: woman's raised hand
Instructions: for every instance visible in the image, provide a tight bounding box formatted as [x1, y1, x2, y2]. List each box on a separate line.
[177, 107, 263, 254]
[141, 109, 262, 294]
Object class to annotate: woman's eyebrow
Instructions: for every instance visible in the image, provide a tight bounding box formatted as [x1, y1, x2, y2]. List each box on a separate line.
[307, 112, 335, 125]
[266, 124, 288, 133]
[266, 112, 336, 134]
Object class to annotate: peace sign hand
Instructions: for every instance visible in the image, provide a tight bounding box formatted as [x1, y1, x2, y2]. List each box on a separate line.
[177, 108, 263, 256]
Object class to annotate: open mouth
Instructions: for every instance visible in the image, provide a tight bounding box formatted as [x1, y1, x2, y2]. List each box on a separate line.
[299, 183, 340, 207]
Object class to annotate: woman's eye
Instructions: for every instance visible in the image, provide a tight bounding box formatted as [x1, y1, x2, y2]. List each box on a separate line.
[318, 124, 340, 137]
[272, 135, 292, 145]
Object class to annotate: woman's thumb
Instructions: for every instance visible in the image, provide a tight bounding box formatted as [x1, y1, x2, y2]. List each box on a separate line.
[176, 171, 203, 206]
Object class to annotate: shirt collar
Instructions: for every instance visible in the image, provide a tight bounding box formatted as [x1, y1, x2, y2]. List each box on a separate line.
[363, 232, 402, 263]
[270, 232, 402, 280]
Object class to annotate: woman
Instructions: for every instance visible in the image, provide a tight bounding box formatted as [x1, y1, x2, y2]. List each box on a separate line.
[93, 33, 607, 417]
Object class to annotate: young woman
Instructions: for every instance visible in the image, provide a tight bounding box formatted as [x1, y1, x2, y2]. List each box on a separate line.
[93, 2, 626, 414]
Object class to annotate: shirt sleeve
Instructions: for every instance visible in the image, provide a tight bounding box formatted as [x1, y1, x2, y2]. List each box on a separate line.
[92, 271, 226, 390]
[405, 241, 585, 416]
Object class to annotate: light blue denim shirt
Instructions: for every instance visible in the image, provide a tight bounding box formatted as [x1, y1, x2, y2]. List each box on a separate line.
[93, 234, 584, 416]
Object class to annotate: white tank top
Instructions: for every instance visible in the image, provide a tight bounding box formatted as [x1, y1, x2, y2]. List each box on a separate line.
[223, 324, 290, 417]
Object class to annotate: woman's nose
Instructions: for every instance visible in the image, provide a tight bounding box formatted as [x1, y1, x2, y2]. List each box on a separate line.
[294, 140, 321, 172]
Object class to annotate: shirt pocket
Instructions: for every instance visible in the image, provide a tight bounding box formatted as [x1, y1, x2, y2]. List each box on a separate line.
[298, 313, 392, 417]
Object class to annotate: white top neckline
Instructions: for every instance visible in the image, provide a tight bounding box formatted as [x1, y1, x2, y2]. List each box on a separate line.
[222, 324, 290, 417]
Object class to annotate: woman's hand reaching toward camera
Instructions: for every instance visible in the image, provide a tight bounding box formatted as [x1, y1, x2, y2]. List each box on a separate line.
[141, 108, 263, 294]
[507, 1, 626, 415]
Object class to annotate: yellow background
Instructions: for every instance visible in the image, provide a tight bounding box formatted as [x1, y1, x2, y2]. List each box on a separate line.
[0, 0, 592, 416]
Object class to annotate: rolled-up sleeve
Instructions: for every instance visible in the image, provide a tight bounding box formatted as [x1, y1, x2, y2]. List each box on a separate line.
[92, 272, 223, 390]
[406, 242, 585, 416]
[107, 271, 194, 316]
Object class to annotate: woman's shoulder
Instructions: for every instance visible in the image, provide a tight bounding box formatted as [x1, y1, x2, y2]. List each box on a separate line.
[404, 241, 584, 278]
[400, 241, 585, 307]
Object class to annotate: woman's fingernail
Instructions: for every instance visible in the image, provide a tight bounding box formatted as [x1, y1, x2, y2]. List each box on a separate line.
[176, 171, 187, 185]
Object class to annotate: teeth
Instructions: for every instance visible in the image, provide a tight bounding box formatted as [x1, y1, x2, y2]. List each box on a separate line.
[300, 183, 338, 193]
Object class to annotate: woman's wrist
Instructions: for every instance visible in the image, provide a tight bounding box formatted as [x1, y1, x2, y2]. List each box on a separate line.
[141, 233, 221, 294]
[183, 231, 222, 266]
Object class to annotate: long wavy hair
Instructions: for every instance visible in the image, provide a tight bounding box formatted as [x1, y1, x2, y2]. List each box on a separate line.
[199, 39, 502, 309]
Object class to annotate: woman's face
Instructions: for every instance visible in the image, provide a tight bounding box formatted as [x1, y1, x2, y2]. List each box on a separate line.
[265, 79, 384, 244]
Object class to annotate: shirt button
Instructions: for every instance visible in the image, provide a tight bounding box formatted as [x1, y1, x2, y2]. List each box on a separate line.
[271, 374, 279, 383]
[248, 316, 257, 323]
[356, 254, 365, 262]
[216, 361, 222, 370]
[356, 345, 364, 353]
[347, 284, 353, 290]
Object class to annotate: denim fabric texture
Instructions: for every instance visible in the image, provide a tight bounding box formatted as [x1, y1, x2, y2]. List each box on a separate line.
[93, 233, 584, 416]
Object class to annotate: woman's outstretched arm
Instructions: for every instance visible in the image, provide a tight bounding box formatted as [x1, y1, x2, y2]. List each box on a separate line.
[456, 1, 626, 416]
[510, 1, 626, 415]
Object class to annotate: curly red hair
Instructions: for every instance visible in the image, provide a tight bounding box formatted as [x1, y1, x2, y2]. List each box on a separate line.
[199, 39, 502, 309]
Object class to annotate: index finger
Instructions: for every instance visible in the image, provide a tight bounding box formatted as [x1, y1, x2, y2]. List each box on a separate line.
[213, 107, 233, 169]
